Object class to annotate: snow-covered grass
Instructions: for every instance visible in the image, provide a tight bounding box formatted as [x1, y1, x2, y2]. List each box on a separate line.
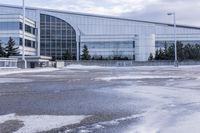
[0, 68, 59, 76]
[0, 114, 88, 133]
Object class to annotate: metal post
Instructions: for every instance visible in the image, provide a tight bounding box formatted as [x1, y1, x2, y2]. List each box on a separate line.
[168, 13, 178, 67]
[173, 13, 178, 67]
[22, 0, 27, 68]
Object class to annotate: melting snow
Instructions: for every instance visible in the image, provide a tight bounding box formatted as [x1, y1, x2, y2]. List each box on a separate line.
[0, 78, 33, 83]
[0, 68, 59, 76]
[0, 114, 88, 133]
[96, 75, 181, 81]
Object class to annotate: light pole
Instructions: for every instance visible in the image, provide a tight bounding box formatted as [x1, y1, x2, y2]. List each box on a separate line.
[168, 12, 178, 67]
[22, 0, 27, 68]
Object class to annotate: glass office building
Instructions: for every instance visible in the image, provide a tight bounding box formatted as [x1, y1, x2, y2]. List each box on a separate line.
[0, 4, 200, 61]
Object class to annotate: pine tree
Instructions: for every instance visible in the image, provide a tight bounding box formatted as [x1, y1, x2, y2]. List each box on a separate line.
[154, 42, 200, 61]
[0, 41, 6, 57]
[164, 42, 169, 60]
[155, 49, 159, 60]
[5, 37, 19, 57]
[183, 44, 190, 60]
[159, 48, 165, 60]
[177, 41, 184, 61]
[63, 49, 72, 60]
[148, 53, 154, 61]
[168, 44, 175, 60]
[81, 45, 91, 60]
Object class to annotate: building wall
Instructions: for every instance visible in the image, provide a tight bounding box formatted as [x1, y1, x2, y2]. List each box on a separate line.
[1, 4, 200, 61]
[0, 14, 37, 56]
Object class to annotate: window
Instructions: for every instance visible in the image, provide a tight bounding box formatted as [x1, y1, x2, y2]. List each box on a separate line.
[0, 22, 19, 30]
[25, 25, 32, 33]
[81, 41, 135, 60]
[19, 38, 23, 45]
[32, 28, 36, 35]
[0, 37, 20, 46]
[19, 22, 23, 30]
[32, 41, 36, 48]
[40, 14, 76, 60]
[25, 39, 32, 47]
[18, 22, 36, 35]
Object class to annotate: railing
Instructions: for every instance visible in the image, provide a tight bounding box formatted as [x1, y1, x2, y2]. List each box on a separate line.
[0, 58, 18, 68]
[64, 60, 200, 67]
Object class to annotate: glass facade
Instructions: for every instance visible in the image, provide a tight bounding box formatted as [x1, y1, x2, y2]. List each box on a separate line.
[0, 37, 36, 48]
[0, 37, 20, 46]
[81, 41, 135, 60]
[0, 22, 35, 35]
[0, 21, 36, 49]
[25, 24, 36, 35]
[40, 14, 77, 60]
[0, 22, 20, 30]
[156, 41, 200, 49]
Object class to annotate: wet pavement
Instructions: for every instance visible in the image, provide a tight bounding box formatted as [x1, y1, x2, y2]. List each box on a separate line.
[1, 66, 200, 133]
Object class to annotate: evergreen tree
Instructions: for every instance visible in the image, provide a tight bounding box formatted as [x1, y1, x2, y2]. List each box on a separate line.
[183, 44, 190, 60]
[163, 42, 169, 60]
[0, 41, 6, 57]
[168, 44, 175, 60]
[5, 37, 19, 57]
[155, 49, 159, 60]
[81, 45, 91, 60]
[177, 41, 184, 61]
[154, 42, 200, 61]
[63, 49, 72, 60]
[195, 44, 200, 60]
[148, 53, 154, 61]
[159, 48, 165, 60]
[192, 44, 200, 60]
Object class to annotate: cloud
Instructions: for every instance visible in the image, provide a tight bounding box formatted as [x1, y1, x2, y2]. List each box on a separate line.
[121, 0, 200, 26]
[0, 0, 159, 15]
[0, 0, 200, 26]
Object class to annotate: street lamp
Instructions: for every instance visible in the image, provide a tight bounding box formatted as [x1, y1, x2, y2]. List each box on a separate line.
[167, 12, 178, 67]
[22, 0, 27, 68]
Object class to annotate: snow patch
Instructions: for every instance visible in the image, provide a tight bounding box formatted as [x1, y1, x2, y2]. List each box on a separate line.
[0, 78, 32, 83]
[96, 75, 181, 81]
[114, 85, 200, 133]
[162, 112, 200, 133]
[78, 129, 92, 133]
[0, 114, 88, 133]
[65, 65, 107, 70]
[0, 68, 59, 76]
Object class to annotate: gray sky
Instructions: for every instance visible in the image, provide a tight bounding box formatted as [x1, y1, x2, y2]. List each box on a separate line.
[1, 0, 200, 26]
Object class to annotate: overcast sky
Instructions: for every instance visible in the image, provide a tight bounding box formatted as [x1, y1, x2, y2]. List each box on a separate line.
[1, 0, 200, 26]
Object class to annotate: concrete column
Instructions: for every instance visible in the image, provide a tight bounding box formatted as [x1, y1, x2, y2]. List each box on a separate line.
[135, 34, 155, 61]
[76, 35, 80, 61]
[36, 10, 40, 56]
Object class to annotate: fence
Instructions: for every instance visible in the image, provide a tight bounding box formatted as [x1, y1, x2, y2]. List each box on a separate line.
[0, 58, 18, 68]
[64, 60, 200, 67]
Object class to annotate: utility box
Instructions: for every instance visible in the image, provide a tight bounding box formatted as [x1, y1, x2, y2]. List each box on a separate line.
[56, 61, 65, 68]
